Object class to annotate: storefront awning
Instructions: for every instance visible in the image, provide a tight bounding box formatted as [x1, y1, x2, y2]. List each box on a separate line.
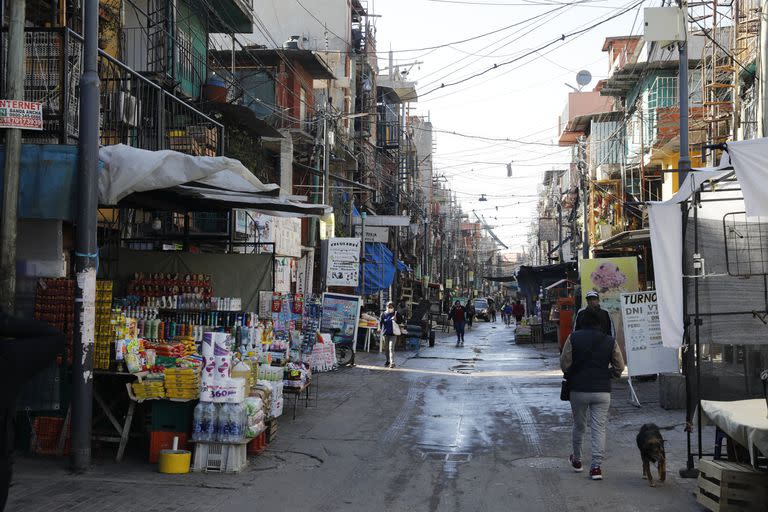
[98, 144, 331, 217]
[595, 228, 650, 250]
[99, 144, 280, 204]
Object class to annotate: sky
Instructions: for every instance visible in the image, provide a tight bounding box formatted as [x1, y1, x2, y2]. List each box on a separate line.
[371, 0, 650, 255]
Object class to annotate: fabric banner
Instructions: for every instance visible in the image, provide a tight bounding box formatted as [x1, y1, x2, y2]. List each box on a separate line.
[116, 249, 273, 311]
[620, 291, 679, 376]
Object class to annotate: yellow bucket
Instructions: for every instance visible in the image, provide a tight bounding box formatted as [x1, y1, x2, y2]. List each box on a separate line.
[158, 449, 191, 474]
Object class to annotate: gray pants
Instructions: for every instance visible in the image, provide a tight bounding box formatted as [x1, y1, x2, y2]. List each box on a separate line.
[570, 391, 611, 468]
[383, 335, 396, 364]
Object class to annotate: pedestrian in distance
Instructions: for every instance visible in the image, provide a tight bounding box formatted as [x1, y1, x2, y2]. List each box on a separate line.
[379, 301, 404, 368]
[0, 311, 64, 511]
[489, 303, 497, 322]
[449, 300, 466, 347]
[464, 300, 474, 331]
[512, 300, 525, 324]
[560, 308, 625, 481]
[573, 290, 615, 337]
[503, 302, 513, 327]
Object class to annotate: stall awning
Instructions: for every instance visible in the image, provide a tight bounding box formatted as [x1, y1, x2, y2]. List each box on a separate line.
[595, 229, 650, 250]
[98, 144, 331, 217]
[356, 242, 397, 295]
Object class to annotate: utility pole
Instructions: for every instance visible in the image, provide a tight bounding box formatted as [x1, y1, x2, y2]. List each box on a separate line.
[578, 136, 589, 259]
[678, 0, 692, 182]
[323, 110, 330, 205]
[72, 0, 100, 472]
[760, 0, 768, 137]
[0, 0, 26, 313]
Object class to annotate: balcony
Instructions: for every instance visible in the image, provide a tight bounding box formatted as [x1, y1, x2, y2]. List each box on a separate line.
[1, 28, 222, 156]
[208, 0, 255, 34]
[643, 75, 707, 155]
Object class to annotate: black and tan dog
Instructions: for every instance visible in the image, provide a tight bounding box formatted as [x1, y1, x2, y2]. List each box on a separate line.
[636, 423, 666, 486]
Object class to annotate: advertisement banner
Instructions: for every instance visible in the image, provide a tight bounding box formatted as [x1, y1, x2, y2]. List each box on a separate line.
[0, 99, 43, 130]
[580, 256, 639, 356]
[326, 238, 361, 287]
[296, 252, 314, 296]
[352, 225, 389, 243]
[320, 292, 362, 345]
[620, 291, 679, 376]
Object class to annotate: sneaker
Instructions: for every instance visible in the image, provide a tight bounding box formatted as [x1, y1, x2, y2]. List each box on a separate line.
[590, 466, 602, 480]
[390, 363, 396, 368]
[569, 455, 583, 472]
[384, 362, 390, 367]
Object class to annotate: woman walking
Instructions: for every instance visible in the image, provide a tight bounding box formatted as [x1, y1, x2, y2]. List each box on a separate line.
[379, 301, 403, 368]
[560, 309, 625, 480]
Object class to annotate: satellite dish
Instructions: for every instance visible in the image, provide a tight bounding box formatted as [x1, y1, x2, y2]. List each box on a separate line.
[576, 70, 592, 87]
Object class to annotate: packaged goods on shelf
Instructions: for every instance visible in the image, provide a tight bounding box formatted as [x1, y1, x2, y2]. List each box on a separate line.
[283, 362, 311, 388]
[164, 368, 200, 400]
[131, 379, 165, 400]
[34, 278, 74, 365]
[257, 380, 284, 419]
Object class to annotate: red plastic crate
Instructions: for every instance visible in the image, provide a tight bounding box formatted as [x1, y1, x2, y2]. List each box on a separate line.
[149, 431, 189, 464]
[31, 416, 70, 456]
[246, 431, 267, 455]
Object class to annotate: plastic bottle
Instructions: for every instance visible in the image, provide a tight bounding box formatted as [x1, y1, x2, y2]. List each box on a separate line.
[192, 402, 209, 441]
[217, 403, 231, 442]
[210, 403, 223, 442]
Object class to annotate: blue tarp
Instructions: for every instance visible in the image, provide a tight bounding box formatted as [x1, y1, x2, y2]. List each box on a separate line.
[356, 242, 396, 294]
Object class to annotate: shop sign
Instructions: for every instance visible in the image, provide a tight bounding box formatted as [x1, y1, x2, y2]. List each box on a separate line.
[326, 237, 360, 287]
[620, 291, 678, 376]
[538, 217, 559, 241]
[352, 225, 389, 243]
[445, 278, 453, 289]
[274, 256, 292, 293]
[0, 99, 43, 130]
[296, 252, 314, 295]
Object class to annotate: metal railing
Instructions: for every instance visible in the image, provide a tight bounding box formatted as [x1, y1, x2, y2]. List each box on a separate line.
[1, 27, 223, 155]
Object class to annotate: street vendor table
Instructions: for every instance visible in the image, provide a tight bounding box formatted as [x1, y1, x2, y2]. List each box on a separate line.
[358, 323, 379, 352]
[92, 371, 140, 462]
[283, 377, 318, 420]
[701, 399, 768, 467]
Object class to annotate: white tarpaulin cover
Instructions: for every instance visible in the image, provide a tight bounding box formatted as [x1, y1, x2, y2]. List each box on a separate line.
[700, 399, 768, 466]
[647, 137, 768, 348]
[98, 144, 280, 204]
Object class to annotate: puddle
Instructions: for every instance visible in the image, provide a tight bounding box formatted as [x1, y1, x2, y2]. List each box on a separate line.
[449, 364, 475, 374]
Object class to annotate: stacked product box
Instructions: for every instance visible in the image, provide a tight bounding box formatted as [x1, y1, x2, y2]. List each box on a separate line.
[94, 281, 114, 370]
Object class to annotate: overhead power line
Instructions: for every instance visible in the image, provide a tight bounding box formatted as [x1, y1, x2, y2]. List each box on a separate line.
[412, 0, 644, 99]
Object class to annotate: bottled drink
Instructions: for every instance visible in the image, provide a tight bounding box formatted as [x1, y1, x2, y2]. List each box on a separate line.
[192, 402, 206, 441]
[192, 401, 215, 442]
[217, 403, 232, 442]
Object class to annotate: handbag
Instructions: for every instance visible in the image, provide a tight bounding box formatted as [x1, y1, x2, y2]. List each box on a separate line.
[392, 321, 401, 336]
[560, 334, 604, 401]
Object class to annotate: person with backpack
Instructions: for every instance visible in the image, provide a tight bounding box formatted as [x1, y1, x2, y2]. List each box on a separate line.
[560, 308, 625, 481]
[449, 300, 466, 347]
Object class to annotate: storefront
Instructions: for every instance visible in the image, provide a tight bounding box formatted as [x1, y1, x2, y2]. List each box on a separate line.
[14, 144, 334, 473]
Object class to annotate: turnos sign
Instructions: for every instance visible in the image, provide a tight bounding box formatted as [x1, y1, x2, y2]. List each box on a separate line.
[620, 291, 679, 376]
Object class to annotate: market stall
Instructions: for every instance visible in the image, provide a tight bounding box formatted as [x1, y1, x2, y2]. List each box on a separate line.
[23, 145, 334, 473]
[647, 138, 768, 473]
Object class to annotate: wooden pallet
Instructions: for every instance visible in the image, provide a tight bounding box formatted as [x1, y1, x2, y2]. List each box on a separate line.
[696, 458, 768, 512]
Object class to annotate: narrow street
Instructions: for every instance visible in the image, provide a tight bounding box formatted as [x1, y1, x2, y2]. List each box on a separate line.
[10, 322, 701, 512]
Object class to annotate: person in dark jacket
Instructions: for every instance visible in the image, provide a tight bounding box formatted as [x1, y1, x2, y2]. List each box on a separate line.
[511, 300, 525, 324]
[560, 308, 625, 481]
[0, 311, 64, 510]
[464, 300, 474, 332]
[573, 290, 615, 336]
[449, 301, 466, 346]
[379, 302, 404, 368]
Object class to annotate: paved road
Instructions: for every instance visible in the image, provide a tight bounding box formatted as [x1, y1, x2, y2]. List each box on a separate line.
[9, 320, 703, 511]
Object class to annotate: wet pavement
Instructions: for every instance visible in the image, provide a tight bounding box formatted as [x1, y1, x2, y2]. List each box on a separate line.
[9, 320, 703, 511]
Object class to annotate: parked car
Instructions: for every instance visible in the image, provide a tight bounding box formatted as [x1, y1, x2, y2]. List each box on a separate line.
[473, 298, 490, 321]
